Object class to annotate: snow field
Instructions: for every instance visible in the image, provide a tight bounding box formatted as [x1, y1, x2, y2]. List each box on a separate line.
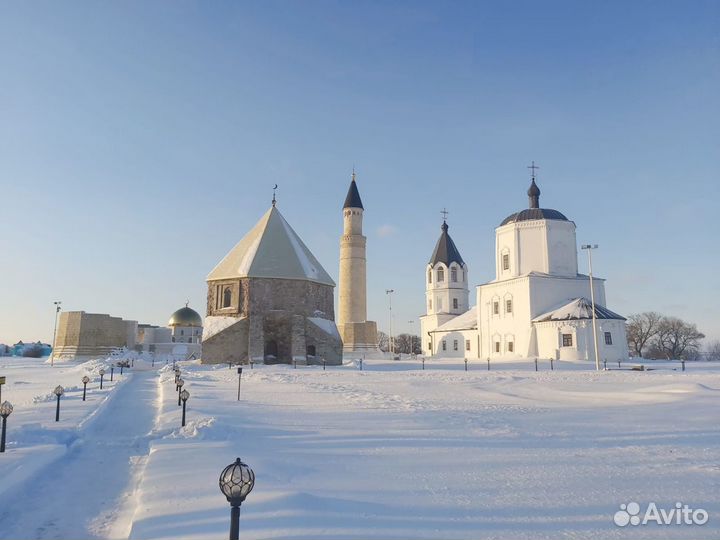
[0, 357, 718, 539]
[126, 359, 720, 540]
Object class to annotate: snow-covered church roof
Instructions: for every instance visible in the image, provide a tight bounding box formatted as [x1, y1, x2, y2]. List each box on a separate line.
[207, 206, 335, 286]
[432, 308, 478, 332]
[532, 297, 626, 322]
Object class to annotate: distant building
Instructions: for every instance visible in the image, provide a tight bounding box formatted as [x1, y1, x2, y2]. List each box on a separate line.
[53, 305, 203, 360]
[422, 172, 629, 364]
[202, 201, 342, 365]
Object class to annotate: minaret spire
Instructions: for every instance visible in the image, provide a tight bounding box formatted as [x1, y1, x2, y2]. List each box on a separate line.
[272, 184, 278, 207]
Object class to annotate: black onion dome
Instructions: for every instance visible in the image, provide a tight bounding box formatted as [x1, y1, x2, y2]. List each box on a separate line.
[429, 222, 465, 266]
[500, 177, 569, 226]
[343, 178, 364, 209]
[500, 208, 569, 226]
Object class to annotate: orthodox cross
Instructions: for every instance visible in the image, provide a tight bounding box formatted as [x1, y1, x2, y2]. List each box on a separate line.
[351, 165, 356, 182]
[441, 208, 449, 222]
[527, 161, 540, 180]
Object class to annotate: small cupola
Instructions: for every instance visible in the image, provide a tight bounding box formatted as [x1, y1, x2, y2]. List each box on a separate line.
[527, 178, 541, 209]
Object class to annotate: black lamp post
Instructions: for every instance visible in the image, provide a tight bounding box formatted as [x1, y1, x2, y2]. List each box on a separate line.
[82, 375, 90, 401]
[180, 389, 189, 426]
[0, 401, 13, 453]
[177, 378, 184, 406]
[111, 365, 115, 381]
[54, 385, 64, 422]
[99, 369, 105, 389]
[219, 458, 255, 540]
[237, 367, 243, 401]
[464, 358, 468, 372]
[422, 357, 425, 370]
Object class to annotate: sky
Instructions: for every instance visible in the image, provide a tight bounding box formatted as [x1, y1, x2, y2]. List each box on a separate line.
[1, 0, 718, 345]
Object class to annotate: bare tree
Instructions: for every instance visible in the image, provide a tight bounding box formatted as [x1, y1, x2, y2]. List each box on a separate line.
[705, 340, 720, 362]
[377, 331, 389, 352]
[626, 312, 663, 357]
[655, 317, 705, 360]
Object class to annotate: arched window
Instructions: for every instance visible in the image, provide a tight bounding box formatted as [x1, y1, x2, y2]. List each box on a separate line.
[223, 287, 232, 308]
[453, 298, 458, 310]
[437, 267, 444, 282]
[427, 269, 432, 284]
[451, 267, 458, 282]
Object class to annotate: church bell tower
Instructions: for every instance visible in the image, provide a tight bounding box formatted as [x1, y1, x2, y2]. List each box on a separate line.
[337, 170, 378, 351]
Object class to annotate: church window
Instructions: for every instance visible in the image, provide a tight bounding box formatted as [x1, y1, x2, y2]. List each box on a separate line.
[502, 254, 510, 271]
[442, 340, 447, 351]
[465, 340, 470, 351]
[604, 332, 613, 345]
[562, 334, 573, 347]
[172, 337, 175, 343]
[437, 268, 444, 282]
[506, 299, 513, 314]
[428, 269, 432, 284]
[428, 341, 431, 350]
[180, 329, 184, 336]
[451, 267, 457, 282]
[495, 341, 500, 353]
[453, 298, 458, 310]
[223, 287, 232, 308]
[428, 299, 432, 311]
[493, 301, 499, 315]
[453, 340, 458, 351]
[508, 342, 514, 352]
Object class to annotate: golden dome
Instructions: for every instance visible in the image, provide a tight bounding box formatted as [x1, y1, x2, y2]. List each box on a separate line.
[168, 305, 202, 327]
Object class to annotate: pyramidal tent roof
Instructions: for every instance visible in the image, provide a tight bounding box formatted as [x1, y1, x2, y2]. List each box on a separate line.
[343, 178, 364, 209]
[532, 297, 626, 322]
[207, 206, 335, 286]
[429, 221, 465, 266]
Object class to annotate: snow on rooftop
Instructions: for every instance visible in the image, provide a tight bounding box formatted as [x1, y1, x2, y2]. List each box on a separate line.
[207, 206, 335, 286]
[433, 308, 478, 332]
[533, 297, 626, 322]
[308, 317, 341, 339]
[202, 316, 243, 341]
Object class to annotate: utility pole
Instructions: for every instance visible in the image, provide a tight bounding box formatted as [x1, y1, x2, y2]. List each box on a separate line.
[51, 301, 62, 367]
[581, 245, 601, 371]
[408, 320, 414, 355]
[385, 289, 394, 355]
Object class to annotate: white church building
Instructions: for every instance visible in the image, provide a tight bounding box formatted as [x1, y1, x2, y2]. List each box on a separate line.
[421, 174, 629, 364]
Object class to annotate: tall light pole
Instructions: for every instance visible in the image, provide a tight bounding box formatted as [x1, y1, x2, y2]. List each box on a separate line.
[581, 244, 601, 371]
[408, 320, 414, 355]
[385, 289, 394, 355]
[51, 301, 62, 367]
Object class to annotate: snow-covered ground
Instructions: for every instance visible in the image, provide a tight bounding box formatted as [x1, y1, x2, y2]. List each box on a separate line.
[0, 357, 718, 539]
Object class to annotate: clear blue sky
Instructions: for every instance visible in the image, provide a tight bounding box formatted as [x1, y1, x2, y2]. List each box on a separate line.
[1, 0, 718, 344]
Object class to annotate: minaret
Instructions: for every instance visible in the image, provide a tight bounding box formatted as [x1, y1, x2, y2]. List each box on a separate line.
[338, 170, 378, 351]
[419, 214, 469, 355]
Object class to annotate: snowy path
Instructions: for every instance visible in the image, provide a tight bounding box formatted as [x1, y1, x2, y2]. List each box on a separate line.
[0, 371, 159, 540]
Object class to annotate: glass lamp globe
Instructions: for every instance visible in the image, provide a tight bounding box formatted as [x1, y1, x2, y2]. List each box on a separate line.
[82, 376, 90, 384]
[219, 458, 255, 506]
[0, 401, 13, 418]
[99, 369, 105, 376]
[180, 389, 190, 402]
[54, 385, 64, 396]
[177, 378, 184, 388]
